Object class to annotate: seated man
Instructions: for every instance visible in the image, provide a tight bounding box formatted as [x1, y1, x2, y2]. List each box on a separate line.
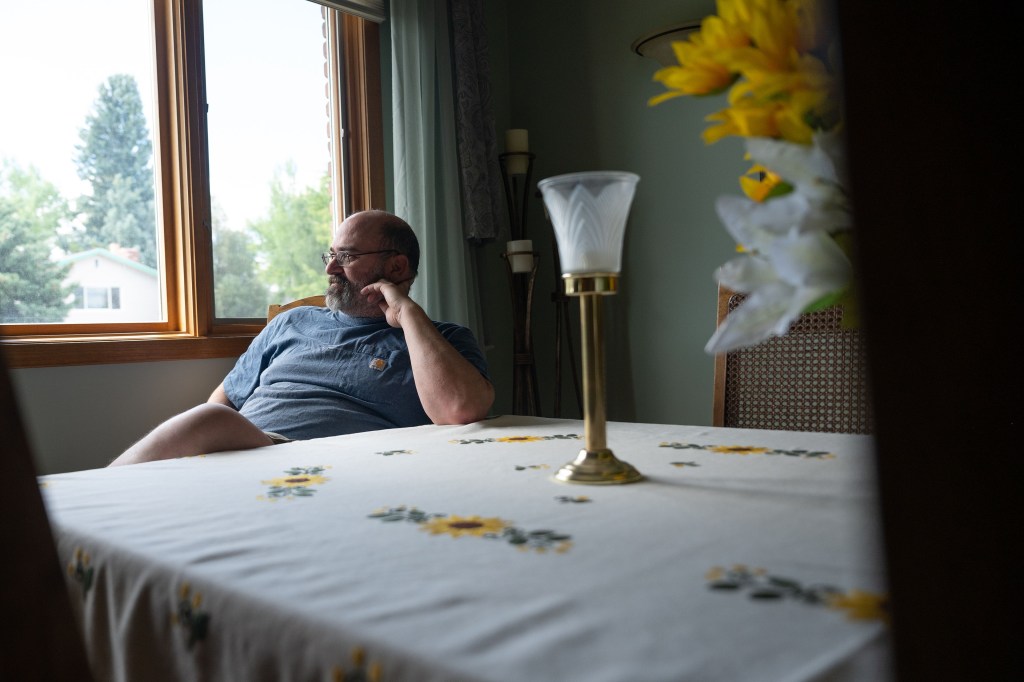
[110, 209, 493, 466]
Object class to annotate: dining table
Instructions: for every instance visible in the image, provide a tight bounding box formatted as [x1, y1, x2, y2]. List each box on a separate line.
[40, 414, 890, 681]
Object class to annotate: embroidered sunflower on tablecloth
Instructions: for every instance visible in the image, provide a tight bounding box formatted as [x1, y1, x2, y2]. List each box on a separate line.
[369, 505, 572, 553]
[828, 590, 890, 622]
[449, 434, 581, 445]
[259, 465, 331, 500]
[421, 514, 508, 538]
[331, 646, 382, 682]
[172, 582, 211, 650]
[706, 564, 888, 623]
[660, 442, 836, 459]
[67, 548, 95, 600]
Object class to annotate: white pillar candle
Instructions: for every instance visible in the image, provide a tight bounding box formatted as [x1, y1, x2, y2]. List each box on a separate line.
[507, 239, 534, 273]
[505, 129, 529, 175]
[505, 129, 528, 152]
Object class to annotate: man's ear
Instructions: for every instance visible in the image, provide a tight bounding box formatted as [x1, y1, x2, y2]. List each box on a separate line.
[389, 253, 410, 279]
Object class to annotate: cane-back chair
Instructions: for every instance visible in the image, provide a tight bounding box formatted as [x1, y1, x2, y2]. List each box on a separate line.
[267, 295, 327, 322]
[712, 287, 873, 434]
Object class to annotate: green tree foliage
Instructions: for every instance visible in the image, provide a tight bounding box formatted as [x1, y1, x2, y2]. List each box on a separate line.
[249, 164, 332, 302]
[213, 219, 270, 319]
[0, 162, 73, 323]
[73, 74, 157, 267]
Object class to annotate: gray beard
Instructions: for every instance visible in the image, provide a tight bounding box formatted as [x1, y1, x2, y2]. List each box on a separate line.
[325, 265, 386, 316]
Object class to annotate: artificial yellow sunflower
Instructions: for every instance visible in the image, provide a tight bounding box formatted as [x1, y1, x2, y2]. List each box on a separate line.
[744, 0, 802, 70]
[651, 0, 838, 147]
[650, 51, 733, 101]
[702, 100, 783, 144]
[715, 0, 752, 28]
[650, 14, 751, 102]
[420, 515, 509, 538]
[261, 474, 329, 488]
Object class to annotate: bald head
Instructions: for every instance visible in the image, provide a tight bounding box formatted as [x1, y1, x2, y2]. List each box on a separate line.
[343, 210, 420, 275]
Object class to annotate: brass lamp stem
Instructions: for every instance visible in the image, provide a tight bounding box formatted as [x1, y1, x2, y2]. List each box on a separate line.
[554, 274, 642, 485]
[580, 294, 606, 452]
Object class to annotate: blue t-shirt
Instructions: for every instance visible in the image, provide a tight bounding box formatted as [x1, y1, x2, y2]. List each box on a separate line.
[222, 307, 489, 440]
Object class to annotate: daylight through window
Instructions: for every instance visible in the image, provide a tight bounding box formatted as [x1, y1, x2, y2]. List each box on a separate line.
[0, 0, 384, 367]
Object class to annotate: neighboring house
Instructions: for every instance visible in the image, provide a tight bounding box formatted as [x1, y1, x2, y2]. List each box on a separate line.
[59, 246, 161, 323]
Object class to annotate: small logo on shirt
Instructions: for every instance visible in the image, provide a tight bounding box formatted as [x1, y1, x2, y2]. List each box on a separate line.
[369, 357, 387, 371]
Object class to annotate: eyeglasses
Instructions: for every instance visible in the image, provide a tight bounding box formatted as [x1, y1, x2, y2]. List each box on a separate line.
[321, 249, 398, 267]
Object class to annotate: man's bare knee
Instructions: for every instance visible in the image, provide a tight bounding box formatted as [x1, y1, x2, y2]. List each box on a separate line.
[110, 403, 274, 466]
[185, 404, 275, 450]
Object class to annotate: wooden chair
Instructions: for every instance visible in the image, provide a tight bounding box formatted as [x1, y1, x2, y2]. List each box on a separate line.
[267, 295, 326, 322]
[712, 287, 873, 434]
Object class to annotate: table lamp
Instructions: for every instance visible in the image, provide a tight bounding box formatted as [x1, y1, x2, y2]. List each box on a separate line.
[538, 171, 643, 484]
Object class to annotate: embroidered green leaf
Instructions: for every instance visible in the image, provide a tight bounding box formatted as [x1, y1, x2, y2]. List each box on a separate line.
[705, 565, 883, 620]
[554, 495, 591, 503]
[709, 581, 741, 590]
[659, 442, 705, 450]
[750, 590, 784, 599]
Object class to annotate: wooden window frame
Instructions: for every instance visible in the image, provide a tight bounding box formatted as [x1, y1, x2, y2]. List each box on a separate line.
[1, 1, 384, 369]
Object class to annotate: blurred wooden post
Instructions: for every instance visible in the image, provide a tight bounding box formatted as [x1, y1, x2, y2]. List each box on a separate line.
[837, 1, 1020, 678]
[0, 352, 93, 679]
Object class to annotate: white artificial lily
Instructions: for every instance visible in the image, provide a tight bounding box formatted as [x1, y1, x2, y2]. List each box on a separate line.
[715, 191, 834, 250]
[704, 133, 854, 355]
[705, 228, 853, 354]
[746, 132, 848, 200]
[715, 176, 850, 250]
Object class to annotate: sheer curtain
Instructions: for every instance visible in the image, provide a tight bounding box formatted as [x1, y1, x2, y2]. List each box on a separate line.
[390, 0, 502, 335]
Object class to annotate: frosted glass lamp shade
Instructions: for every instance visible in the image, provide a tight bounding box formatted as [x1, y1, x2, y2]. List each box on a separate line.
[538, 171, 640, 274]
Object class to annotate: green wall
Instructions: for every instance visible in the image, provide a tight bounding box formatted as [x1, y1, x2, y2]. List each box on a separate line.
[479, 0, 744, 425]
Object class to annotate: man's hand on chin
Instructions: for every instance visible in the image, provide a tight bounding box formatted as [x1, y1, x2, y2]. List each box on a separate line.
[361, 279, 417, 328]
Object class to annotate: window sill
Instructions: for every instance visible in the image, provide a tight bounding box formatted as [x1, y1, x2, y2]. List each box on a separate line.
[1, 333, 257, 369]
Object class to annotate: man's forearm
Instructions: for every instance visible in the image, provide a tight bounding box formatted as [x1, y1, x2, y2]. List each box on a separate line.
[400, 304, 494, 424]
[208, 382, 237, 408]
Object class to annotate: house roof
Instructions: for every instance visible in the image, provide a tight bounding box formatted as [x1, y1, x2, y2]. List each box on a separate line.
[57, 248, 158, 277]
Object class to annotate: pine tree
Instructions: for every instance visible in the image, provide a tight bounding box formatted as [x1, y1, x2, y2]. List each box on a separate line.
[73, 74, 156, 267]
[0, 163, 73, 323]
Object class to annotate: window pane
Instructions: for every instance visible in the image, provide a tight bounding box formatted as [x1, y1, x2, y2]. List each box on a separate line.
[84, 287, 109, 309]
[204, 0, 336, 319]
[0, 0, 165, 324]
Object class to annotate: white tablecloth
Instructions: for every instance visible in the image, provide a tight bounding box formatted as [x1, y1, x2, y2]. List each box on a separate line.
[41, 415, 890, 681]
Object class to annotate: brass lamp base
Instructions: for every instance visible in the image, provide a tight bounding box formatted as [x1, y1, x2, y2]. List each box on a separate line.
[554, 449, 643, 485]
